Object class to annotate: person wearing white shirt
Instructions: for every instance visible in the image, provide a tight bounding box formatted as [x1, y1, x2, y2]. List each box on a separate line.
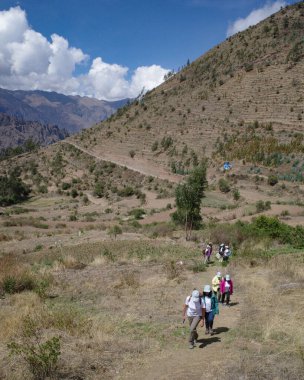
[182, 289, 206, 349]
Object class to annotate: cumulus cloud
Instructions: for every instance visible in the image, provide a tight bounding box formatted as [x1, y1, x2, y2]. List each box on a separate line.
[0, 6, 169, 100]
[227, 1, 286, 37]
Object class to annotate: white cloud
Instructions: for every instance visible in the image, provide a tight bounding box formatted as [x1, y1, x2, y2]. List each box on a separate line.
[227, 1, 286, 37]
[0, 6, 169, 100]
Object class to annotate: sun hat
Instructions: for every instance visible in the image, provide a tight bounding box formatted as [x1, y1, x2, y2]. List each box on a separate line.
[203, 285, 211, 293]
[225, 274, 230, 281]
[217, 271, 221, 277]
[191, 289, 200, 302]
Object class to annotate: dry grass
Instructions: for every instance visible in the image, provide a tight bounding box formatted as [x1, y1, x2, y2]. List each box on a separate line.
[222, 252, 304, 379]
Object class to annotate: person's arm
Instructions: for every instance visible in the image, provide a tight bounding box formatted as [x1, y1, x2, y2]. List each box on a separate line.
[182, 304, 188, 321]
[200, 306, 205, 327]
[230, 280, 233, 295]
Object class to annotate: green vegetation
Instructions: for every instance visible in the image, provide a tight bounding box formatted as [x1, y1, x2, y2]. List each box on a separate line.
[0, 171, 30, 206]
[172, 164, 207, 239]
[218, 178, 231, 193]
[8, 318, 60, 380]
[0, 139, 39, 160]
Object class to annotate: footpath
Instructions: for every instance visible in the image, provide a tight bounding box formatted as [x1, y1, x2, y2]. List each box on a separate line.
[120, 267, 241, 380]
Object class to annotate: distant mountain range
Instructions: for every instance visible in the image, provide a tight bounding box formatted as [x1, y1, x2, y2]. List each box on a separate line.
[0, 88, 129, 134]
[0, 113, 68, 151]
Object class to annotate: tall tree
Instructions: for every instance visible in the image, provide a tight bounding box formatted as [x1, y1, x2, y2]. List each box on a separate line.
[172, 163, 207, 240]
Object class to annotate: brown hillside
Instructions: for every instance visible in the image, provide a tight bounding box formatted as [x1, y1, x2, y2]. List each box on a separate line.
[70, 2, 304, 178]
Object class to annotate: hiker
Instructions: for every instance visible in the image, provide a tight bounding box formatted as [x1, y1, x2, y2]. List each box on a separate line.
[220, 274, 234, 306]
[183, 289, 205, 349]
[216, 243, 225, 262]
[223, 245, 232, 262]
[212, 271, 222, 301]
[202, 285, 219, 335]
[204, 242, 213, 264]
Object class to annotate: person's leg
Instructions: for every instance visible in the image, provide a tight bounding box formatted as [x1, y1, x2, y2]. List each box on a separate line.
[226, 291, 231, 305]
[209, 311, 214, 335]
[205, 312, 210, 333]
[221, 292, 226, 304]
[217, 290, 221, 302]
[188, 316, 201, 346]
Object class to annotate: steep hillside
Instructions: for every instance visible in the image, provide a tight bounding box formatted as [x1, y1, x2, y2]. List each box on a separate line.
[70, 2, 304, 180]
[0, 113, 68, 151]
[0, 88, 129, 134]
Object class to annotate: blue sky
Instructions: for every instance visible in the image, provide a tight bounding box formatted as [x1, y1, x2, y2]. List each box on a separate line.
[0, 0, 298, 100]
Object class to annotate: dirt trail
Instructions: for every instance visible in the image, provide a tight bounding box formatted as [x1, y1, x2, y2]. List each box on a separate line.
[66, 141, 182, 183]
[120, 267, 241, 380]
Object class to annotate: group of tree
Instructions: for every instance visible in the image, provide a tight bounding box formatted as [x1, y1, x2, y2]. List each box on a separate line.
[0, 139, 39, 161]
[0, 168, 30, 206]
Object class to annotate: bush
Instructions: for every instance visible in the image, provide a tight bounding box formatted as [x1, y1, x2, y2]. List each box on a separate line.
[268, 175, 278, 186]
[151, 141, 158, 152]
[0, 173, 30, 206]
[2, 273, 36, 294]
[61, 182, 71, 190]
[94, 182, 104, 198]
[129, 150, 136, 158]
[129, 208, 145, 220]
[8, 324, 60, 380]
[108, 225, 123, 239]
[232, 188, 240, 201]
[256, 200, 271, 213]
[70, 188, 78, 198]
[218, 178, 231, 193]
[118, 186, 135, 197]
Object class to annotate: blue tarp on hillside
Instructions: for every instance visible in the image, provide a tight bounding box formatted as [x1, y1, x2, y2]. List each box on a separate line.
[223, 161, 232, 171]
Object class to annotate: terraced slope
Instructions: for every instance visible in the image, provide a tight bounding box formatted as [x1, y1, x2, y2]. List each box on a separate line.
[70, 2, 304, 177]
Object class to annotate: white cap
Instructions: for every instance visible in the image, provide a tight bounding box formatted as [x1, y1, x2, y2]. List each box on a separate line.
[225, 274, 230, 281]
[217, 272, 221, 277]
[191, 289, 200, 302]
[203, 285, 211, 293]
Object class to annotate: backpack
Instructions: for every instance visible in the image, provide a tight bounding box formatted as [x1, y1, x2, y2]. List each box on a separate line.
[187, 295, 202, 305]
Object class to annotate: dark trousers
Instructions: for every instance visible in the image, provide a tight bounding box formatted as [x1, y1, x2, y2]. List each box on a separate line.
[205, 311, 214, 330]
[221, 291, 230, 305]
[188, 316, 202, 343]
[214, 290, 221, 302]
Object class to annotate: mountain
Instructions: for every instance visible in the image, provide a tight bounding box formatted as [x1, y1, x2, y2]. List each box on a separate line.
[2, 2, 304, 191]
[0, 113, 68, 151]
[0, 88, 129, 134]
[69, 1, 304, 180]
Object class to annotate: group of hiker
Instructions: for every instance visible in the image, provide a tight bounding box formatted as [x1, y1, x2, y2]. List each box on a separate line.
[203, 242, 232, 263]
[182, 271, 234, 349]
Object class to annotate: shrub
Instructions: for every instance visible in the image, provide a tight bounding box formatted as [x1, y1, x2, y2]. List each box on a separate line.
[0, 173, 30, 206]
[61, 182, 71, 190]
[129, 208, 145, 220]
[218, 178, 231, 193]
[129, 150, 136, 158]
[94, 182, 104, 198]
[268, 175, 278, 186]
[232, 188, 240, 201]
[151, 141, 158, 152]
[118, 186, 135, 197]
[8, 337, 61, 380]
[2, 273, 36, 294]
[70, 188, 78, 198]
[108, 225, 123, 239]
[256, 200, 271, 213]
